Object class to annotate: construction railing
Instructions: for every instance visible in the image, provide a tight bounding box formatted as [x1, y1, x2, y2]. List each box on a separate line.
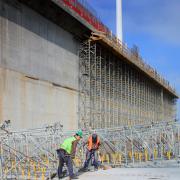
[91, 32, 177, 96]
[55, 0, 109, 33]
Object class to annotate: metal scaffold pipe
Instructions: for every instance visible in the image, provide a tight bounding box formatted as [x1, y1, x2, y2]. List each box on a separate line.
[0, 121, 180, 179]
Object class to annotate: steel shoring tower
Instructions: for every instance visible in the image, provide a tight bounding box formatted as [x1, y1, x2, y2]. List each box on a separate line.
[78, 40, 177, 129]
[78, 39, 179, 167]
[79, 40, 97, 129]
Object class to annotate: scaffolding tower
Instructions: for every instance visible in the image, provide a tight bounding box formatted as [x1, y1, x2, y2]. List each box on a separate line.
[79, 40, 177, 129]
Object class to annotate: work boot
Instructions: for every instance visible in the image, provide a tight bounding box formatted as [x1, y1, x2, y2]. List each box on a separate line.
[79, 167, 89, 172]
[58, 175, 64, 179]
[58, 170, 67, 179]
[49, 172, 57, 179]
[70, 175, 79, 179]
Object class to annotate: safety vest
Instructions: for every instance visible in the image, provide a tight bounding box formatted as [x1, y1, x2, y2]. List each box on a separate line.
[87, 136, 100, 151]
[60, 136, 76, 154]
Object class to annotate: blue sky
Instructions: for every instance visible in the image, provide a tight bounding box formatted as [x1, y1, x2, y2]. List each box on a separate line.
[87, 0, 180, 119]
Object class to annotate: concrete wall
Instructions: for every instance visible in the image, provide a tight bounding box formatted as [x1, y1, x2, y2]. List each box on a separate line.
[0, 0, 79, 89]
[0, 0, 80, 130]
[0, 68, 78, 130]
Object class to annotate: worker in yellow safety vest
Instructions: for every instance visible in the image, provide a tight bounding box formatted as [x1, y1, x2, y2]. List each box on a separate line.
[57, 130, 83, 179]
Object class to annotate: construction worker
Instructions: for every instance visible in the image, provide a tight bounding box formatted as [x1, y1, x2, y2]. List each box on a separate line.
[82, 133, 101, 171]
[57, 130, 83, 179]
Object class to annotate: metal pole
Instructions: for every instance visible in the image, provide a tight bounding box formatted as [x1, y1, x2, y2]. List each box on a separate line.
[116, 0, 123, 41]
[131, 128, 135, 164]
[0, 142, 3, 179]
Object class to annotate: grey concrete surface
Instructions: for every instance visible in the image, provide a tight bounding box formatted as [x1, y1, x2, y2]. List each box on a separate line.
[0, 0, 80, 129]
[79, 168, 180, 180]
[0, 68, 78, 130]
[0, 0, 79, 90]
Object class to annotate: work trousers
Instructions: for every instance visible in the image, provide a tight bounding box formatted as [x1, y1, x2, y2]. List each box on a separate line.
[83, 149, 98, 169]
[57, 149, 74, 178]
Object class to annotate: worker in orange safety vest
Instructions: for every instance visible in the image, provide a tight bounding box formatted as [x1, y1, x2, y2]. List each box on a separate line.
[82, 133, 101, 171]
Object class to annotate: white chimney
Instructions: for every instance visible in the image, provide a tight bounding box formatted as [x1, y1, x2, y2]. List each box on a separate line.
[116, 0, 123, 42]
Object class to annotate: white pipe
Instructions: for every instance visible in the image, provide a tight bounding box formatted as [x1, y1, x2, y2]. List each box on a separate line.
[116, 0, 123, 42]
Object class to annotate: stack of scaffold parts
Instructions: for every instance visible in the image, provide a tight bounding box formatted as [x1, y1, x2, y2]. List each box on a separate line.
[0, 121, 180, 179]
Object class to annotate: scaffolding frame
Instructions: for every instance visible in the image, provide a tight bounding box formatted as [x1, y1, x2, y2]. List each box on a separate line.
[97, 121, 180, 167]
[0, 121, 180, 179]
[78, 40, 177, 129]
[0, 123, 64, 179]
[0, 122, 89, 179]
[0, 40, 178, 179]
